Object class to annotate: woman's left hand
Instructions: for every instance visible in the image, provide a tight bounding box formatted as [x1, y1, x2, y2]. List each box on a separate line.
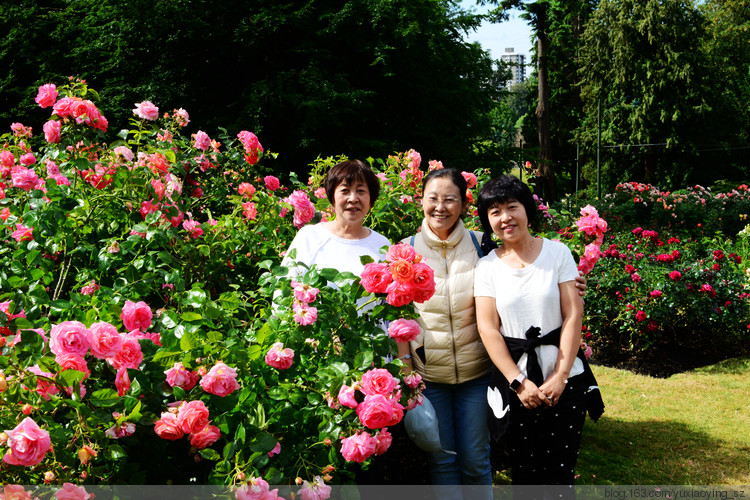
[574, 273, 587, 296]
[539, 372, 567, 407]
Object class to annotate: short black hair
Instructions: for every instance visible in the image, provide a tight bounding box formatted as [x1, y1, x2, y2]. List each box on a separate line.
[477, 175, 537, 234]
[422, 168, 468, 204]
[324, 159, 380, 207]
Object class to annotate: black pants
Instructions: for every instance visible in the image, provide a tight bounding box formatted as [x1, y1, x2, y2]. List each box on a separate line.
[506, 374, 587, 486]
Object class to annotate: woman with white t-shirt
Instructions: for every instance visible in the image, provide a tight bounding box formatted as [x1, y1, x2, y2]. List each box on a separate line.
[281, 159, 390, 277]
[474, 175, 603, 486]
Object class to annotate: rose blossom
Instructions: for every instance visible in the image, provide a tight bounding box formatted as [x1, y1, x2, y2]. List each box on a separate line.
[54, 483, 91, 500]
[2, 485, 33, 500]
[337, 384, 359, 409]
[411, 262, 436, 302]
[267, 441, 281, 457]
[238, 182, 257, 198]
[27, 365, 60, 400]
[356, 394, 404, 429]
[360, 262, 392, 294]
[192, 130, 211, 150]
[3, 417, 51, 466]
[340, 430, 377, 463]
[164, 362, 200, 390]
[235, 477, 281, 500]
[105, 421, 136, 439]
[43, 120, 61, 143]
[154, 412, 184, 440]
[360, 368, 398, 396]
[265, 342, 295, 370]
[11, 223, 34, 242]
[200, 361, 240, 396]
[115, 367, 131, 396]
[50, 320, 89, 357]
[182, 219, 204, 238]
[35, 83, 58, 108]
[387, 318, 421, 343]
[373, 428, 393, 455]
[120, 300, 152, 331]
[385, 280, 417, 307]
[461, 171, 478, 189]
[80, 281, 99, 296]
[177, 400, 210, 434]
[264, 175, 280, 191]
[108, 334, 143, 370]
[293, 302, 318, 325]
[189, 424, 221, 449]
[299, 476, 332, 500]
[385, 243, 417, 263]
[291, 280, 320, 303]
[389, 259, 416, 283]
[11, 167, 39, 191]
[133, 100, 159, 120]
[86, 322, 123, 359]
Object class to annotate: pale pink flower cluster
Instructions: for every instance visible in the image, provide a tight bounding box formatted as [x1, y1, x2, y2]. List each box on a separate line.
[182, 218, 204, 239]
[574, 205, 609, 275]
[428, 160, 444, 171]
[237, 130, 264, 165]
[53, 96, 108, 131]
[299, 476, 332, 500]
[265, 342, 295, 370]
[2, 417, 51, 466]
[289, 278, 320, 326]
[10, 122, 32, 138]
[80, 280, 100, 296]
[360, 243, 436, 306]
[340, 428, 392, 463]
[133, 100, 159, 121]
[235, 477, 284, 500]
[105, 412, 136, 439]
[154, 400, 221, 449]
[284, 190, 315, 228]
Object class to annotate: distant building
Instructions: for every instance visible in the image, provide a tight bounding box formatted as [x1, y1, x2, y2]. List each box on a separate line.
[500, 48, 525, 88]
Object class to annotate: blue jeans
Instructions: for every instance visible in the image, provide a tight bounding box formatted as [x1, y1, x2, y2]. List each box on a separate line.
[422, 373, 492, 500]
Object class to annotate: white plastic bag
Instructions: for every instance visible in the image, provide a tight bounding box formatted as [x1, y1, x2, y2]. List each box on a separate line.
[403, 396, 456, 455]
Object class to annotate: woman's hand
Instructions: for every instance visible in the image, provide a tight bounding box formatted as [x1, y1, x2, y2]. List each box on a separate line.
[516, 379, 553, 409]
[574, 273, 588, 296]
[539, 372, 567, 407]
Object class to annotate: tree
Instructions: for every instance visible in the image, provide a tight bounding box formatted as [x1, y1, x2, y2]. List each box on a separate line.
[577, 0, 717, 189]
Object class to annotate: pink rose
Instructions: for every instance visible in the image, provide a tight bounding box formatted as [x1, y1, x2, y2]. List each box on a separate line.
[265, 342, 295, 370]
[54, 483, 91, 500]
[291, 280, 319, 303]
[360, 263, 392, 294]
[164, 362, 200, 391]
[200, 361, 240, 396]
[12, 223, 34, 243]
[293, 303, 318, 325]
[264, 175, 280, 191]
[115, 367, 131, 396]
[27, 365, 60, 400]
[340, 430, 377, 463]
[50, 321, 90, 357]
[133, 100, 159, 121]
[404, 372, 422, 389]
[2, 485, 33, 500]
[385, 280, 417, 307]
[356, 394, 404, 429]
[337, 384, 359, 409]
[387, 318, 420, 344]
[373, 428, 393, 455]
[86, 322, 122, 359]
[43, 120, 61, 143]
[236, 477, 281, 500]
[461, 171, 478, 189]
[177, 400, 210, 434]
[189, 424, 221, 450]
[19, 153, 36, 166]
[360, 368, 398, 396]
[80, 281, 99, 296]
[411, 263, 436, 303]
[120, 300, 152, 331]
[108, 334, 143, 370]
[313, 187, 326, 199]
[242, 201, 258, 220]
[35, 83, 58, 108]
[299, 476, 332, 500]
[238, 183, 256, 198]
[56, 353, 90, 379]
[385, 243, 418, 263]
[12, 167, 39, 191]
[3, 417, 51, 466]
[192, 130, 211, 151]
[154, 412, 184, 440]
[114, 145, 134, 162]
[173, 108, 190, 126]
[105, 421, 136, 439]
[182, 219, 204, 238]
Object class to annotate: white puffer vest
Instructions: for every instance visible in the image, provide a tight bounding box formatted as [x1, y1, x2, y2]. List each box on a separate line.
[401, 219, 493, 384]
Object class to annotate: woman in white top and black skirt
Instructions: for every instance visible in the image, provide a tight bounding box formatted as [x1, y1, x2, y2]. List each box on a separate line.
[474, 175, 603, 487]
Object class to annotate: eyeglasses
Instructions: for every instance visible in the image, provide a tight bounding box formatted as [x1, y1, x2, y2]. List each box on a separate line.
[424, 196, 460, 207]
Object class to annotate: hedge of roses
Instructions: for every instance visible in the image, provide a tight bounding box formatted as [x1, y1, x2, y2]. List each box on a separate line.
[0, 80, 492, 489]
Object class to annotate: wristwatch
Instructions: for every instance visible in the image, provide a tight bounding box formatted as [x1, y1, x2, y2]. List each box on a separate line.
[509, 373, 526, 393]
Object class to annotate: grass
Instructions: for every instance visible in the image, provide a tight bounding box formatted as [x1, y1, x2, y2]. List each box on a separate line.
[575, 356, 750, 485]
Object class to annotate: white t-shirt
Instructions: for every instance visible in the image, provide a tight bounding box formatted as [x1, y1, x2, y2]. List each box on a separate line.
[281, 223, 390, 277]
[474, 238, 584, 380]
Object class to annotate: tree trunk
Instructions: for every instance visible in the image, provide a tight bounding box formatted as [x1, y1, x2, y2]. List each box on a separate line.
[535, 6, 556, 201]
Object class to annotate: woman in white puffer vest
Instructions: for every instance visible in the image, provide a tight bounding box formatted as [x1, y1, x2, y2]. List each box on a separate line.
[398, 168, 494, 498]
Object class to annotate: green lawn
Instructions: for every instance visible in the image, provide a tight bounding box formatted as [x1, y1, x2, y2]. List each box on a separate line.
[577, 357, 750, 485]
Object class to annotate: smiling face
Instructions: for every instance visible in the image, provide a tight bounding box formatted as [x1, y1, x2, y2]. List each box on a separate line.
[486, 198, 530, 242]
[422, 176, 466, 240]
[332, 179, 371, 227]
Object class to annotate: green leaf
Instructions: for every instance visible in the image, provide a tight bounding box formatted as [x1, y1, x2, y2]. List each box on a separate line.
[49, 299, 71, 312]
[199, 448, 221, 461]
[181, 311, 202, 322]
[184, 289, 208, 307]
[90, 388, 121, 407]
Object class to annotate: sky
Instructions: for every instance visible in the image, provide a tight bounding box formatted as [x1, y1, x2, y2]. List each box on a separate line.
[459, 1, 534, 73]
